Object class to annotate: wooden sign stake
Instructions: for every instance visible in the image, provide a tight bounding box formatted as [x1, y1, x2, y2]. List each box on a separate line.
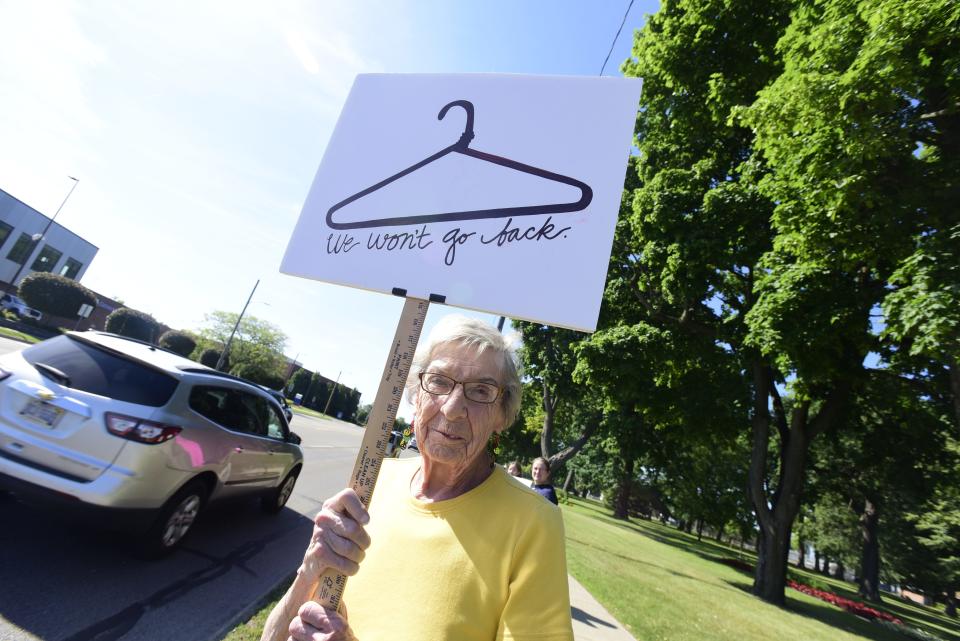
[312, 296, 430, 611]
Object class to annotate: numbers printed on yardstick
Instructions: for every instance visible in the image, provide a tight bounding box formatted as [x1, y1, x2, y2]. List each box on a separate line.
[311, 297, 429, 610]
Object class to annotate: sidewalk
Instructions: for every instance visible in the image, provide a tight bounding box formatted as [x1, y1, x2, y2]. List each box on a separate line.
[568, 575, 636, 641]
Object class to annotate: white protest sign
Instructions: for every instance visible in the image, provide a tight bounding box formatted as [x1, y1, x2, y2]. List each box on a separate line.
[281, 73, 641, 332]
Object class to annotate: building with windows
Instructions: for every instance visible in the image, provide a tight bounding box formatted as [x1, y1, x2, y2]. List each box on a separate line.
[0, 187, 98, 289]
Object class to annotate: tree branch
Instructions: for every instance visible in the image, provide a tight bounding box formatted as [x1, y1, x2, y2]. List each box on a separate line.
[549, 419, 600, 468]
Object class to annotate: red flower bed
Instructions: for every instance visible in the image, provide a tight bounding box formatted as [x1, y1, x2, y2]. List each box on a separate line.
[787, 580, 903, 625]
[717, 558, 903, 626]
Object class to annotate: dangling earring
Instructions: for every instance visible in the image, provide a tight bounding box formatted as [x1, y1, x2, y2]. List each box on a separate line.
[488, 432, 501, 461]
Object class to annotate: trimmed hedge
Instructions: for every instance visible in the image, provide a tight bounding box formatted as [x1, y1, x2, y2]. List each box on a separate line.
[18, 272, 97, 319]
[199, 348, 224, 369]
[105, 308, 160, 343]
[159, 330, 197, 357]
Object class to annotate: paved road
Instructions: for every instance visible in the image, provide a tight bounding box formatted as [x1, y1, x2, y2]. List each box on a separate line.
[0, 335, 30, 358]
[0, 341, 363, 641]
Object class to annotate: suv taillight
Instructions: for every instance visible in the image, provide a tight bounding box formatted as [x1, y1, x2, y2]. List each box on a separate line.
[105, 412, 182, 444]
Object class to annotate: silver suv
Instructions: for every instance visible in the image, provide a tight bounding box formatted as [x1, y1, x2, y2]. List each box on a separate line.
[0, 331, 303, 556]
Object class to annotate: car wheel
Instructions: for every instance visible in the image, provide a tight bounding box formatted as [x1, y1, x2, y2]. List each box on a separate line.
[139, 480, 208, 558]
[261, 469, 299, 514]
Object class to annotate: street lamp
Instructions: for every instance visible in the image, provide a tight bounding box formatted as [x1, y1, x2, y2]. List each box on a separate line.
[9, 176, 79, 288]
[215, 279, 259, 371]
[323, 370, 343, 416]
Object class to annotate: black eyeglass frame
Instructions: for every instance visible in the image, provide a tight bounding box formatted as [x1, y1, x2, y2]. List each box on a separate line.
[418, 372, 503, 404]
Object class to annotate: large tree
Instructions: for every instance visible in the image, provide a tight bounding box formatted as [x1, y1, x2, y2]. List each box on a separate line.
[621, 0, 957, 604]
[198, 311, 288, 382]
[738, 0, 960, 602]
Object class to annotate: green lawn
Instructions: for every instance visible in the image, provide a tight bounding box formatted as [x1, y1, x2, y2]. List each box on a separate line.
[0, 327, 40, 344]
[222, 577, 293, 641]
[222, 494, 960, 641]
[291, 405, 355, 423]
[562, 496, 960, 641]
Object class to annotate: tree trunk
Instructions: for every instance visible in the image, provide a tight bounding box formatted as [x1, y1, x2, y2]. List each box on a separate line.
[945, 586, 957, 618]
[754, 524, 791, 605]
[858, 497, 882, 602]
[835, 561, 845, 581]
[697, 519, 704, 541]
[814, 550, 821, 573]
[749, 364, 801, 605]
[748, 362, 850, 605]
[715, 528, 724, 543]
[540, 380, 600, 469]
[562, 469, 574, 493]
[613, 456, 633, 520]
[540, 381, 555, 459]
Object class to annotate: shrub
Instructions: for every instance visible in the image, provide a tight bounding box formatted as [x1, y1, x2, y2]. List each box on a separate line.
[18, 272, 97, 320]
[158, 330, 196, 357]
[199, 348, 224, 369]
[230, 362, 284, 390]
[105, 308, 160, 343]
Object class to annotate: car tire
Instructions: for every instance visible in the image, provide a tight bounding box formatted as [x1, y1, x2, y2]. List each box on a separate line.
[139, 480, 208, 558]
[261, 468, 299, 514]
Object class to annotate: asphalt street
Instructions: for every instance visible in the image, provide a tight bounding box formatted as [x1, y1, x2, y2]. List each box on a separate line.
[0, 336, 364, 641]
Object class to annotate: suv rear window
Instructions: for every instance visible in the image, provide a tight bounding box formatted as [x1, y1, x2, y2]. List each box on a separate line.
[21, 335, 179, 407]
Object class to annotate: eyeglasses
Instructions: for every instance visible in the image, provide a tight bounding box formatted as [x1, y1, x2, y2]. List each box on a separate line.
[418, 372, 502, 404]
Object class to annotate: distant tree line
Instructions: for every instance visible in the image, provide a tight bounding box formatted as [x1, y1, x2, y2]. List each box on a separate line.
[287, 368, 361, 422]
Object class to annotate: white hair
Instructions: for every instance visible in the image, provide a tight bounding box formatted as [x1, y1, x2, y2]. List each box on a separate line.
[406, 315, 522, 424]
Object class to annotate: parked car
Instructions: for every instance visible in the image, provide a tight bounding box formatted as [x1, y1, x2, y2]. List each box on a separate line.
[0, 293, 42, 321]
[0, 331, 303, 556]
[260, 386, 293, 422]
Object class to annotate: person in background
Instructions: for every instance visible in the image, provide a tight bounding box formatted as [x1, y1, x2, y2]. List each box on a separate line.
[506, 460, 522, 477]
[260, 315, 573, 641]
[531, 456, 559, 505]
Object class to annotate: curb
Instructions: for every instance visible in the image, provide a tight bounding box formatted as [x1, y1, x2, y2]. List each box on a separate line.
[207, 570, 296, 641]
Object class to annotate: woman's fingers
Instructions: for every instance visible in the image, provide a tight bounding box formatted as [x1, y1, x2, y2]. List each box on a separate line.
[289, 602, 354, 640]
[301, 488, 372, 581]
[321, 489, 369, 527]
[316, 491, 371, 549]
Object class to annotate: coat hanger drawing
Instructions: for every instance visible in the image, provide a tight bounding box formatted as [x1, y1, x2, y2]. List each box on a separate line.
[325, 99, 594, 231]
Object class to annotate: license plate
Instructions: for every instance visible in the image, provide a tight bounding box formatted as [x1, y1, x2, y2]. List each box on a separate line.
[20, 400, 65, 427]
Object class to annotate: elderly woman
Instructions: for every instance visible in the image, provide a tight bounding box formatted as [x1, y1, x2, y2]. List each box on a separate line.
[261, 316, 573, 641]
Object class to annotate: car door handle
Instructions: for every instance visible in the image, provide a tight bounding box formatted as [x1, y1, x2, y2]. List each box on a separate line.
[234, 446, 244, 453]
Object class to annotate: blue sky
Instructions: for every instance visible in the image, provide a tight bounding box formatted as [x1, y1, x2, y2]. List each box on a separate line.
[0, 0, 658, 412]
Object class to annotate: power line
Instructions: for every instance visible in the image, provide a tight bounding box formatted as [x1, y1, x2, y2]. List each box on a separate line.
[599, 0, 636, 76]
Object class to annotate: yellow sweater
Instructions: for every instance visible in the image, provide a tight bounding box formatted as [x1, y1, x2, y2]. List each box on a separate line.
[342, 457, 574, 640]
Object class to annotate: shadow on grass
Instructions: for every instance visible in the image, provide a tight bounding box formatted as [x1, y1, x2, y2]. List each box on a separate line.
[723, 581, 903, 641]
[567, 498, 960, 641]
[566, 533, 747, 601]
[782, 566, 960, 640]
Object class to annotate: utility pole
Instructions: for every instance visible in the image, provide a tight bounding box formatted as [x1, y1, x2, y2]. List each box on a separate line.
[323, 370, 342, 416]
[283, 352, 301, 389]
[216, 279, 259, 371]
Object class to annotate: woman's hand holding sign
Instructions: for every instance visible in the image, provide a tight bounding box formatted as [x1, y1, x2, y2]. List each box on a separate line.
[300, 489, 371, 582]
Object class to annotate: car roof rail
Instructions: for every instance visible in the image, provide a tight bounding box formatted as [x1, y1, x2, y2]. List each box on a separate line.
[73, 330, 187, 359]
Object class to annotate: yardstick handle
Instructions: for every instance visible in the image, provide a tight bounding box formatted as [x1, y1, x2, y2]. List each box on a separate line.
[311, 297, 430, 612]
